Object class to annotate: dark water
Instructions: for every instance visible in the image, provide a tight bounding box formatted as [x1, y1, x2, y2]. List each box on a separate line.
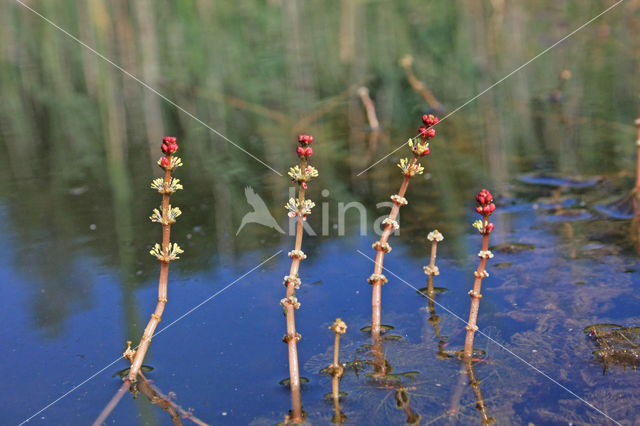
[3, 0, 640, 424]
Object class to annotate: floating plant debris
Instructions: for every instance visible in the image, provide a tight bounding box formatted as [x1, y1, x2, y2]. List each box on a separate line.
[584, 324, 640, 375]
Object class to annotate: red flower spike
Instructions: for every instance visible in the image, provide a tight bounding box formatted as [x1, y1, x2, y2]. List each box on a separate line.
[163, 136, 172, 143]
[476, 195, 486, 204]
[305, 147, 313, 157]
[422, 146, 430, 156]
[483, 205, 492, 215]
[422, 114, 439, 127]
[485, 223, 494, 233]
[161, 157, 170, 167]
[298, 134, 313, 145]
[161, 144, 169, 153]
[425, 128, 436, 139]
[296, 146, 306, 156]
[475, 206, 483, 214]
[419, 126, 428, 136]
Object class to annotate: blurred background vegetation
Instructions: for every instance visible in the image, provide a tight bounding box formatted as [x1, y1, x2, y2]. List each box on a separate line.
[1, 0, 639, 335]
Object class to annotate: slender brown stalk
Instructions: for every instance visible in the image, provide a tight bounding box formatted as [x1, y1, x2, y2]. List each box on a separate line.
[92, 380, 131, 426]
[328, 319, 347, 425]
[357, 87, 381, 131]
[126, 137, 184, 382]
[369, 115, 440, 338]
[424, 230, 443, 284]
[400, 55, 444, 112]
[464, 358, 496, 425]
[422, 230, 452, 359]
[282, 135, 318, 424]
[464, 189, 496, 358]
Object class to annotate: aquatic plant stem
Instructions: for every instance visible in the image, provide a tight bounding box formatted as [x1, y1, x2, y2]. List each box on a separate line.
[328, 319, 347, 424]
[127, 138, 183, 383]
[369, 115, 438, 338]
[464, 230, 489, 358]
[282, 135, 317, 424]
[129, 170, 171, 382]
[464, 190, 496, 358]
[284, 160, 305, 424]
[371, 158, 415, 338]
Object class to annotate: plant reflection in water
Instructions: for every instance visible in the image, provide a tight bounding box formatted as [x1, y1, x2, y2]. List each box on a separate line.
[93, 372, 208, 426]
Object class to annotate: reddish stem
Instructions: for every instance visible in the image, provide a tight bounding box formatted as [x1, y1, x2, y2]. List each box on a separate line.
[371, 156, 418, 338]
[283, 156, 308, 424]
[128, 159, 173, 382]
[464, 217, 491, 358]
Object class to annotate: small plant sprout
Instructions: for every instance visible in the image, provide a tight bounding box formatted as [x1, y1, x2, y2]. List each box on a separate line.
[328, 319, 347, 425]
[464, 189, 496, 358]
[282, 134, 317, 424]
[369, 114, 439, 338]
[423, 230, 443, 279]
[328, 319, 347, 378]
[125, 137, 183, 383]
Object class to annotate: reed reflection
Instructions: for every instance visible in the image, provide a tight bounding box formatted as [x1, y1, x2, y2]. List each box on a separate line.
[464, 357, 495, 426]
[367, 333, 422, 424]
[94, 372, 208, 426]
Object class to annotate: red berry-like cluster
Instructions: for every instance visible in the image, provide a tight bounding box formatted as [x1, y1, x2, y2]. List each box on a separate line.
[419, 114, 439, 141]
[161, 136, 178, 154]
[296, 134, 314, 158]
[475, 189, 496, 232]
